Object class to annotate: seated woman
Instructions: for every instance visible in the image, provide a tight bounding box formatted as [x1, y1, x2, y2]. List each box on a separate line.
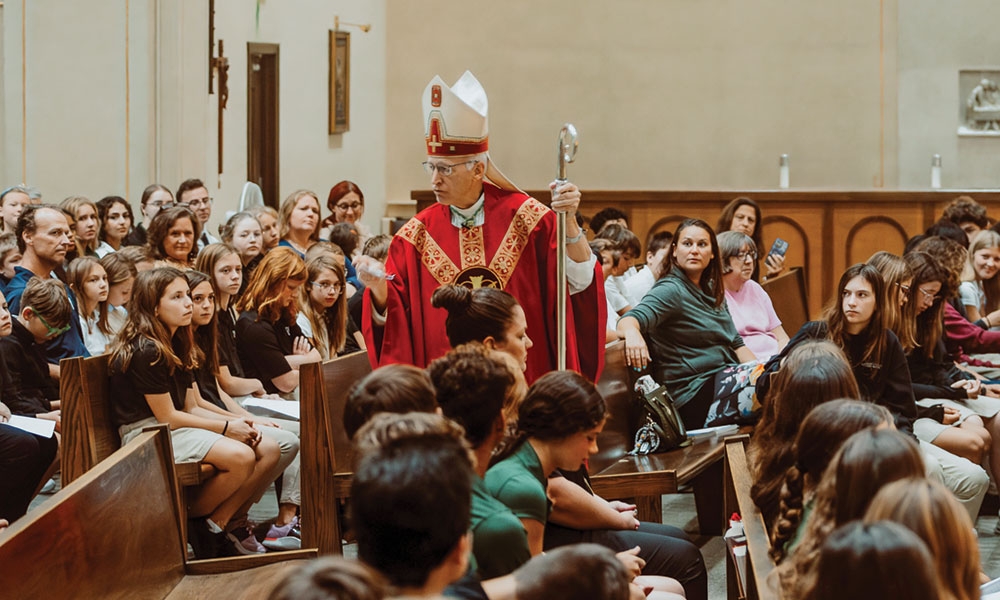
[60, 196, 100, 260]
[249, 205, 280, 254]
[617, 218, 756, 429]
[108, 267, 281, 559]
[767, 399, 893, 563]
[235, 247, 320, 398]
[917, 235, 1000, 359]
[866, 251, 917, 352]
[762, 262, 989, 518]
[433, 284, 705, 600]
[94, 195, 133, 258]
[718, 231, 788, 361]
[297, 254, 363, 360]
[865, 478, 983, 600]
[220, 211, 263, 289]
[485, 371, 685, 600]
[761, 264, 915, 433]
[958, 229, 1000, 324]
[185, 269, 301, 551]
[802, 521, 940, 600]
[146, 206, 200, 270]
[277, 190, 322, 258]
[715, 197, 783, 281]
[195, 244, 269, 401]
[902, 251, 1000, 481]
[777, 429, 926, 599]
[66, 257, 113, 355]
[99, 252, 136, 336]
[748, 340, 861, 529]
[320, 180, 372, 253]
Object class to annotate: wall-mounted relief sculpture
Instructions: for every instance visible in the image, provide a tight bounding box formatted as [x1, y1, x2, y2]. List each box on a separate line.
[959, 70, 1000, 136]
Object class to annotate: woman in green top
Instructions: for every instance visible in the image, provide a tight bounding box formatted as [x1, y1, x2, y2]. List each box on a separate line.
[618, 218, 756, 428]
[484, 371, 608, 556]
[484, 371, 688, 600]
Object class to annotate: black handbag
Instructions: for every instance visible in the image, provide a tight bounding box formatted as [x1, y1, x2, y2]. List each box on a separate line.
[630, 376, 690, 454]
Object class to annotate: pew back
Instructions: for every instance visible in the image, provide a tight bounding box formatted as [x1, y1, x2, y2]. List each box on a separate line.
[724, 435, 780, 600]
[60, 353, 119, 485]
[760, 266, 809, 335]
[592, 339, 640, 473]
[299, 350, 373, 554]
[60, 354, 212, 487]
[0, 426, 317, 598]
[0, 427, 187, 598]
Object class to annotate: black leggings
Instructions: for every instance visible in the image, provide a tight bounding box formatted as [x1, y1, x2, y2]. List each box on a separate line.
[677, 378, 716, 430]
[544, 521, 708, 600]
[0, 424, 58, 522]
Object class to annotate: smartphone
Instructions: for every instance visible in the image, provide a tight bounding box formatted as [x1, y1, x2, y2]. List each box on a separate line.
[768, 238, 789, 259]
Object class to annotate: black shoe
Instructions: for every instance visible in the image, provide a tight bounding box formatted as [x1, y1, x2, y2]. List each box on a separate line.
[188, 518, 222, 559]
[218, 530, 259, 557]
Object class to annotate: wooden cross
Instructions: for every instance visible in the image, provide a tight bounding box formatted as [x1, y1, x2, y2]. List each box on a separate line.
[213, 40, 229, 179]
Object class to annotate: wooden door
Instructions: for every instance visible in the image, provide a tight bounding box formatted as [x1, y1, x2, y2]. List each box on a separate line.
[247, 43, 279, 208]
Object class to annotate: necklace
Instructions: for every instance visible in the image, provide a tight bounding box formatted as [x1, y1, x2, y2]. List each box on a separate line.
[450, 203, 484, 229]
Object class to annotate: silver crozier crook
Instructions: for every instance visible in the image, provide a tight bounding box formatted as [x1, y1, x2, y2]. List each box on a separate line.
[556, 124, 578, 370]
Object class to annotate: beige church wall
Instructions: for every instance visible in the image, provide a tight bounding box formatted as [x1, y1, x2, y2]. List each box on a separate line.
[201, 0, 388, 235]
[385, 0, 898, 207]
[897, 0, 1000, 189]
[0, 0, 157, 203]
[0, 6, 6, 183]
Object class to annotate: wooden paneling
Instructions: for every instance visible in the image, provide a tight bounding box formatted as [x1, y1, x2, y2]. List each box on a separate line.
[413, 189, 1000, 318]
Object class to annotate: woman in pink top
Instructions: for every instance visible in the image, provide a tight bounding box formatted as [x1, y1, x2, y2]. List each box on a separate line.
[719, 231, 789, 361]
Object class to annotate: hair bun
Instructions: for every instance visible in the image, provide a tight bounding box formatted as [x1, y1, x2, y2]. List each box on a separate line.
[431, 284, 473, 316]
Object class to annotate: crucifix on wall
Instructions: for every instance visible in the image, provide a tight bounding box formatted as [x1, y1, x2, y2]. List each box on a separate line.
[209, 0, 229, 180]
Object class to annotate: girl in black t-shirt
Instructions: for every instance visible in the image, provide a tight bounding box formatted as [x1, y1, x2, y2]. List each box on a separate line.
[196, 243, 267, 398]
[108, 266, 281, 559]
[186, 267, 303, 546]
[234, 247, 320, 396]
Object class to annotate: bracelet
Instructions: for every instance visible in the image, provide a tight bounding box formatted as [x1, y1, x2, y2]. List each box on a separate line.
[986, 316, 992, 328]
[222, 421, 229, 435]
[566, 230, 586, 245]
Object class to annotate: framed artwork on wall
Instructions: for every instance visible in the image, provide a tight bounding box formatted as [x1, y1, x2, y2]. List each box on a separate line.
[329, 30, 350, 134]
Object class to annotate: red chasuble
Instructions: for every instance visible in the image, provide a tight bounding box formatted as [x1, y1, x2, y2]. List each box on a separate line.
[363, 183, 605, 384]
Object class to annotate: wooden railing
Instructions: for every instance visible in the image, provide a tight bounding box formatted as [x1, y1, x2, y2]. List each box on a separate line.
[413, 189, 1000, 317]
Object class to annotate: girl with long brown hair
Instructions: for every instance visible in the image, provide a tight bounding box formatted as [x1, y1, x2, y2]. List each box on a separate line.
[108, 267, 281, 559]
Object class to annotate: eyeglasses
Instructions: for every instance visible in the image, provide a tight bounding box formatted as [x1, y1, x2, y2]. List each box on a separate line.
[735, 251, 757, 262]
[311, 281, 343, 293]
[29, 307, 71, 337]
[422, 160, 476, 176]
[917, 287, 940, 302]
[186, 197, 213, 209]
[335, 202, 362, 212]
[896, 283, 911, 294]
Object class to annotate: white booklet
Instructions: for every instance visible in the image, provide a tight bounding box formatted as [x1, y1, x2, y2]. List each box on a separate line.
[242, 398, 300, 420]
[6, 415, 56, 438]
[982, 576, 1000, 599]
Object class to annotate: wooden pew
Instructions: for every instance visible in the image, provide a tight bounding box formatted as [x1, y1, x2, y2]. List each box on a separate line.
[60, 354, 214, 487]
[0, 426, 316, 599]
[760, 266, 810, 335]
[590, 340, 744, 535]
[299, 351, 373, 555]
[723, 435, 781, 600]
